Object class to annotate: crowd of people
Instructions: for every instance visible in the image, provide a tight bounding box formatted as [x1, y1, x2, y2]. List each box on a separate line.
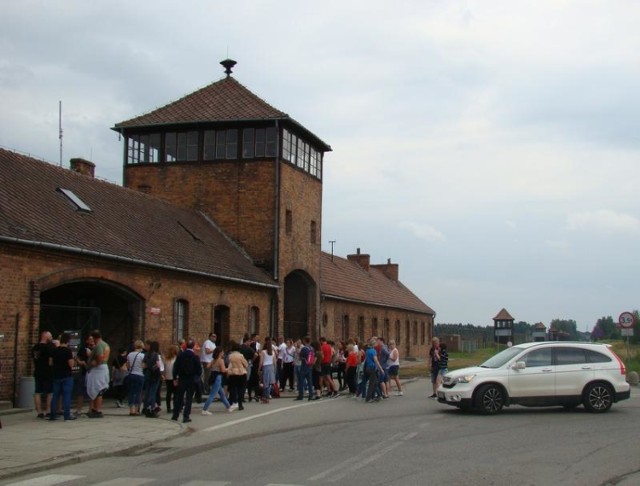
[31, 330, 411, 424]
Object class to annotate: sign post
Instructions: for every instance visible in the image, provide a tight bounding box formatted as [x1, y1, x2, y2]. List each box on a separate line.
[618, 312, 635, 360]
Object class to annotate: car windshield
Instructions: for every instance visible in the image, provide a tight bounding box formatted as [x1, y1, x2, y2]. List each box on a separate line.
[480, 346, 524, 368]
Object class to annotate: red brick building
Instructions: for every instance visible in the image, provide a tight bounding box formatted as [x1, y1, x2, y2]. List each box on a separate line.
[0, 60, 434, 403]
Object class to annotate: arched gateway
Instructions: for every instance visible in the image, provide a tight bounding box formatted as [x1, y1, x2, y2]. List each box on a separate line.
[39, 280, 143, 354]
[283, 270, 316, 340]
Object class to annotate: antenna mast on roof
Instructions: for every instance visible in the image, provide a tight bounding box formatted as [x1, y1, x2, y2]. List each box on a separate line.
[58, 100, 63, 167]
[329, 240, 336, 261]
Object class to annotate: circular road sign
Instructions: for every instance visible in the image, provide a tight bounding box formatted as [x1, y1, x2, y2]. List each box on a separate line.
[618, 312, 635, 328]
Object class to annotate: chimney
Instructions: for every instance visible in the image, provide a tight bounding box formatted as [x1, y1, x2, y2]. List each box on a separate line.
[70, 158, 95, 178]
[347, 248, 370, 271]
[371, 258, 399, 282]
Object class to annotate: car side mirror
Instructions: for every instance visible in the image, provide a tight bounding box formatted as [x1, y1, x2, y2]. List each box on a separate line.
[514, 361, 526, 370]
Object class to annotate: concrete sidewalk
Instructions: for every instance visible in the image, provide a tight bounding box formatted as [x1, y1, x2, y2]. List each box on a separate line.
[0, 401, 189, 482]
[0, 387, 348, 482]
[0, 368, 422, 482]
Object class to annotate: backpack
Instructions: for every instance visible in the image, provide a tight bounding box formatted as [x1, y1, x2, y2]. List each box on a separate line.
[143, 352, 161, 381]
[300, 346, 315, 367]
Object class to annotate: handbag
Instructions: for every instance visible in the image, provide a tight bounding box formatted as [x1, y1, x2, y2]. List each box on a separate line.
[124, 352, 140, 388]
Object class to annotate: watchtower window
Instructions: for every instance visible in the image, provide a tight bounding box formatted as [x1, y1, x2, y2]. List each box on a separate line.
[165, 131, 198, 162]
[127, 134, 160, 164]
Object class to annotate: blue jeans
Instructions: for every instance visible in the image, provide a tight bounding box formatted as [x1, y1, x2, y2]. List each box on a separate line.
[365, 367, 379, 401]
[127, 374, 144, 407]
[51, 376, 73, 419]
[143, 378, 160, 411]
[203, 374, 230, 410]
[297, 365, 314, 398]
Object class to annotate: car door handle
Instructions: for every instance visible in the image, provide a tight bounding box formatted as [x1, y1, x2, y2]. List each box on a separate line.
[541, 368, 553, 373]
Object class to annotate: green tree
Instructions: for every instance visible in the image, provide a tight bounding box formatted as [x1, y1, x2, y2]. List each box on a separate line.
[593, 316, 619, 340]
[550, 319, 578, 340]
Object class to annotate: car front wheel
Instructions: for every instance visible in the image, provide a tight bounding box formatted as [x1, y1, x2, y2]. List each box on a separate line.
[475, 384, 504, 415]
[583, 382, 613, 413]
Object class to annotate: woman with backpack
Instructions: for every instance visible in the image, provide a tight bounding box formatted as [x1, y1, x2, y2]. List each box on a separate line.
[142, 341, 162, 417]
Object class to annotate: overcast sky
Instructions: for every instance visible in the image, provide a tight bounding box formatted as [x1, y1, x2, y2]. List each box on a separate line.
[2, 1, 639, 330]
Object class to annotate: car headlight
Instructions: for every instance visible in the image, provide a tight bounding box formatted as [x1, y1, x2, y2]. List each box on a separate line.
[452, 374, 476, 384]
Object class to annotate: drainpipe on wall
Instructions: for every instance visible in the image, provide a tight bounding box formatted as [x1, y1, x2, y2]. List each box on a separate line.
[273, 119, 280, 282]
[272, 120, 281, 336]
[13, 312, 19, 407]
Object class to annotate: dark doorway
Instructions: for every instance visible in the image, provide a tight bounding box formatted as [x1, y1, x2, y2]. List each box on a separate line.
[283, 271, 314, 340]
[40, 280, 143, 355]
[214, 305, 230, 347]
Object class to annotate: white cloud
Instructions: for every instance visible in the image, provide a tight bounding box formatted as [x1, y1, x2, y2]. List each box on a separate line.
[566, 210, 640, 235]
[398, 221, 446, 243]
[2, 0, 640, 326]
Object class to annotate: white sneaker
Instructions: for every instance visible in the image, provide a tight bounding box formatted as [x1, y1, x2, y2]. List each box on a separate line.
[201, 409, 212, 416]
[396, 392, 403, 396]
[228, 404, 238, 413]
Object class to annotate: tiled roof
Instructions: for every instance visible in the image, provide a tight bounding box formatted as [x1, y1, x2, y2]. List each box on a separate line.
[0, 148, 276, 287]
[493, 308, 515, 320]
[112, 76, 331, 151]
[114, 77, 286, 128]
[320, 252, 434, 315]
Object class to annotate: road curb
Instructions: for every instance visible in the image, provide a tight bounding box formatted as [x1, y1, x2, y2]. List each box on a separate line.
[0, 419, 189, 482]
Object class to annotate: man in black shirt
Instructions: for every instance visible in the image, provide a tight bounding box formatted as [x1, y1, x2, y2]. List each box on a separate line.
[171, 338, 202, 424]
[32, 331, 55, 419]
[49, 332, 76, 421]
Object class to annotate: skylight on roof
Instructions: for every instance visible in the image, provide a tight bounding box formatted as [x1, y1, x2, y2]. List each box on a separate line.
[57, 187, 92, 213]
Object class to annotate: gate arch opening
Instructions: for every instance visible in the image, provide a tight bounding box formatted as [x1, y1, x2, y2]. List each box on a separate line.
[39, 280, 143, 354]
[283, 270, 316, 340]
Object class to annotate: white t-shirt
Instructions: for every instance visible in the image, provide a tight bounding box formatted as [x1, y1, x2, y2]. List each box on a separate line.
[277, 343, 287, 361]
[201, 339, 216, 363]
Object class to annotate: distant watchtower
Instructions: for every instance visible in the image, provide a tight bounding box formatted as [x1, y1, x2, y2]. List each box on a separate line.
[112, 60, 332, 340]
[493, 308, 514, 345]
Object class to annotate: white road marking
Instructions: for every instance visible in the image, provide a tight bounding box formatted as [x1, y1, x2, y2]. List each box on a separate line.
[200, 401, 327, 433]
[5, 475, 83, 486]
[180, 481, 231, 485]
[91, 479, 155, 486]
[307, 431, 416, 482]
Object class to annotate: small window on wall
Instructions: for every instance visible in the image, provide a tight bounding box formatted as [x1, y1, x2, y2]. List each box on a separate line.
[285, 210, 292, 235]
[413, 321, 418, 345]
[174, 299, 189, 342]
[310, 221, 317, 244]
[395, 320, 401, 344]
[342, 315, 350, 341]
[421, 321, 426, 345]
[384, 319, 390, 342]
[249, 306, 260, 336]
[372, 318, 378, 338]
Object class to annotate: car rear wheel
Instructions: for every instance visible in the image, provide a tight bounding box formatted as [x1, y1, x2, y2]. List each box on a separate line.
[583, 382, 613, 413]
[475, 384, 504, 415]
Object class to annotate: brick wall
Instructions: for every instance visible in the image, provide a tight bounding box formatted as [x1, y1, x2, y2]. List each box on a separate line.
[320, 298, 432, 359]
[124, 161, 277, 270]
[0, 242, 273, 403]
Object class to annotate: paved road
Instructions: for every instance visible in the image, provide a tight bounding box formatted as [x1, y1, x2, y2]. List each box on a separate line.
[2, 380, 640, 486]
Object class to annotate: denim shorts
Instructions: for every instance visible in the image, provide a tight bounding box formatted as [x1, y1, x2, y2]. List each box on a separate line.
[438, 368, 448, 377]
[388, 365, 399, 377]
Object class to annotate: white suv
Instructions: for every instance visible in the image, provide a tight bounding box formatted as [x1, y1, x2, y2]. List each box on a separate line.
[437, 342, 631, 414]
